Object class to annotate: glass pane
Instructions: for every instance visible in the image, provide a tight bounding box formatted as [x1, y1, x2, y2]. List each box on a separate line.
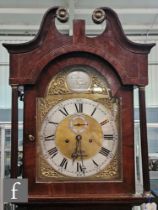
[148, 127, 158, 154]
[148, 125, 158, 180]
[134, 87, 143, 194]
[4, 128, 11, 177]
[3, 127, 23, 178]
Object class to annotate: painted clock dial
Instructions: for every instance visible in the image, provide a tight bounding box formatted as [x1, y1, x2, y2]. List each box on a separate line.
[39, 98, 118, 177]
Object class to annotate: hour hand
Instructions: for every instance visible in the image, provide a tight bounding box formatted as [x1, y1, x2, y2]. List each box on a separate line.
[71, 135, 82, 162]
[71, 136, 79, 162]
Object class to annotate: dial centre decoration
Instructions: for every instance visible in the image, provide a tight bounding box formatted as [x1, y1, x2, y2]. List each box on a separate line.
[69, 114, 88, 134]
[56, 113, 103, 160]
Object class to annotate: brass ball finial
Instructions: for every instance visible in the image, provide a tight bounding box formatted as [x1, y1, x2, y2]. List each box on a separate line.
[56, 7, 69, 23]
[92, 8, 106, 24]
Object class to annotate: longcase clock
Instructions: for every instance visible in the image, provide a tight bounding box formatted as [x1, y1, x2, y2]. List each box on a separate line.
[3, 6, 156, 210]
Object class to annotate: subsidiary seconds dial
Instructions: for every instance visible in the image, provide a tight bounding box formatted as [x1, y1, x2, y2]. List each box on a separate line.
[39, 98, 118, 177]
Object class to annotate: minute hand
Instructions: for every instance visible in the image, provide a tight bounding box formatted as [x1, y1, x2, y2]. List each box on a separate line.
[71, 135, 82, 162]
[78, 136, 86, 174]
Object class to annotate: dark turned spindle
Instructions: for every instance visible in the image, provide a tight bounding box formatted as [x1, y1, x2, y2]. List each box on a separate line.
[10, 85, 18, 178]
[139, 86, 150, 192]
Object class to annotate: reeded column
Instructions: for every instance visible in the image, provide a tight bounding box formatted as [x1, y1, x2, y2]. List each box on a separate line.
[10, 85, 18, 178]
[139, 86, 150, 192]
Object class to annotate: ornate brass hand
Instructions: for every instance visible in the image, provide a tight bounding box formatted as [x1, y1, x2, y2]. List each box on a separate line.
[78, 135, 86, 174]
[71, 135, 86, 174]
[71, 135, 82, 162]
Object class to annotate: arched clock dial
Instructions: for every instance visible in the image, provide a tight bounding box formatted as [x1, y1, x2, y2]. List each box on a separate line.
[39, 98, 118, 177]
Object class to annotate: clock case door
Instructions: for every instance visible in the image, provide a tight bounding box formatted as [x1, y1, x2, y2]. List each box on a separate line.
[23, 53, 135, 201]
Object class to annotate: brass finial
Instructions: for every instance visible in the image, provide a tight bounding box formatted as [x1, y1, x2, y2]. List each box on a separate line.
[92, 8, 106, 24]
[56, 7, 69, 23]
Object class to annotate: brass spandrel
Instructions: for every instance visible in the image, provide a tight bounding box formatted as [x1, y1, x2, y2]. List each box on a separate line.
[46, 68, 110, 97]
[38, 154, 120, 181]
[95, 155, 120, 179]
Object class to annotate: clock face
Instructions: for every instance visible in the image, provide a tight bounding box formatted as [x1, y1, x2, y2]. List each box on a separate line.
[39, 98, 118, 177]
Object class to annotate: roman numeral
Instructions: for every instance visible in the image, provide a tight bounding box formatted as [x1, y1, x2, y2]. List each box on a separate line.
[91, 107, 97, 116]
[77, 162, 86, 173]
[99, 147, 110, 157]
[92, 159, 98, 167]
[48, 147, 58, 158]
[45, 134, 55, 141]
[100, 119, 109, 126]
[104, 134, 114, 140]
[59, 107, 69, 116]
[75, 103, 83, 113]
[60, 158, 68, 169]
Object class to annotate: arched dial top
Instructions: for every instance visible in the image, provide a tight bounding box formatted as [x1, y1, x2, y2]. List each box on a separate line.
[39, 98, 118, 177]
